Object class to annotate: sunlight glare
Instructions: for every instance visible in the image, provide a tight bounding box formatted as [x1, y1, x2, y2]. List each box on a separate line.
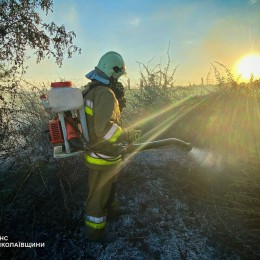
[235, 53, 260, 81]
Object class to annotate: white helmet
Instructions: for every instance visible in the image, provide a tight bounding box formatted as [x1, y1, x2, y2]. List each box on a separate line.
[96, 51, 126, 79]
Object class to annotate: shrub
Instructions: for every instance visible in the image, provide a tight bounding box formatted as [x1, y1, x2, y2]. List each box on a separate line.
[122, 50, 179, 126]
[210, 61, 260, 96]
[1, 80, 53, 169]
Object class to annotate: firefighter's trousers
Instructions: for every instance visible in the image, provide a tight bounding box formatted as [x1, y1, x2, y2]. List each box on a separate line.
[85, 167, 118, 240]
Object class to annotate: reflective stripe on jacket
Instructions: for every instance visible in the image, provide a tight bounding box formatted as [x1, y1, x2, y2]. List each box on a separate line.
[84, 83, 123, 169]
[85, 152, 122, 166]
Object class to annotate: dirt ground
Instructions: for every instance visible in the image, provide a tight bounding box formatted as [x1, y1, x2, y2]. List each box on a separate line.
[0, 92, 259, 259]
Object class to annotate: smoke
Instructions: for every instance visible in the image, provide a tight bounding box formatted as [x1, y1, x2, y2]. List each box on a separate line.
[190, 147, 224, 171]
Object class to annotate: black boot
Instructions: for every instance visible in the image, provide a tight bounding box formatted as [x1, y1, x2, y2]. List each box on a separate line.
[86, 226, 105, 242]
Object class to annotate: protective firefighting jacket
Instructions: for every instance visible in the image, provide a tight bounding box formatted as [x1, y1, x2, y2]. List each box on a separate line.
[84, 81, 124, 169]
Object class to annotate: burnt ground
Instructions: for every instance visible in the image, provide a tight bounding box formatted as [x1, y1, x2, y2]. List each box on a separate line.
[0, 92, 260, 259]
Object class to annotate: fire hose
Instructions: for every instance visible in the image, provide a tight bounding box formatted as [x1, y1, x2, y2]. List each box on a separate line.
[125, 138, 192, 154]
[70, 137, 192, 157]
[57, 136, 192, 159]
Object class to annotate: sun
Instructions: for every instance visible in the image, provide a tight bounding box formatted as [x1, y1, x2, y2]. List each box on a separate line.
[234, 53, 260, 81]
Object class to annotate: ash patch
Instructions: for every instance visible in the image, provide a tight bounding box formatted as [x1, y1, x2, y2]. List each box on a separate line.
[0, 148, 251, 258]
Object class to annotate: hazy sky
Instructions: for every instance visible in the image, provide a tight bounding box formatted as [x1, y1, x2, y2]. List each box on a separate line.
[25, 0, 260, 86]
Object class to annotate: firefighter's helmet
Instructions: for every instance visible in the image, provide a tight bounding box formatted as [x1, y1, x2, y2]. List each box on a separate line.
[96, 51, 126, 79]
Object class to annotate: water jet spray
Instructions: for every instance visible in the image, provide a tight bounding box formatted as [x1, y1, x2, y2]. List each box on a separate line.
[189, 147, 224, 170]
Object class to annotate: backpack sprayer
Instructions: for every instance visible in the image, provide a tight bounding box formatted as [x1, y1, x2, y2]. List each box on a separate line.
[40, 81, 192, 159]
[40, 81, 89, 159]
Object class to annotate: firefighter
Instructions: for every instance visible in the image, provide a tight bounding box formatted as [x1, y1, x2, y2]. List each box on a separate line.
[83, 51, 141, 241]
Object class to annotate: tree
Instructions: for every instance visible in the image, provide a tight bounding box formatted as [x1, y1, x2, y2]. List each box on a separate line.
[0, 0, 81, 71]
[0, 0, 81, 153]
